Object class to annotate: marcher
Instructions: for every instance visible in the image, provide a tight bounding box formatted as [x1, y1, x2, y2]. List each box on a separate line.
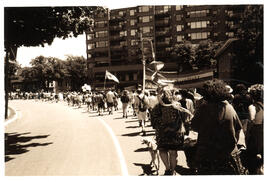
[120, 90, 130, 118]
[190, 79, 247, 175]
[150, 88, 193, 175]
[137, 89, 149, 136]
[244, 84, 264, 174]
[106, 89, 115, 115]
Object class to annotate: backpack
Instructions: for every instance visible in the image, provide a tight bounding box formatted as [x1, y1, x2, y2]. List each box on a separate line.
[138, 95, 147, 112]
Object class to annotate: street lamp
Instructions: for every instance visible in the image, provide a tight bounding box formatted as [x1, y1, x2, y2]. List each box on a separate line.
[140, 33, 165, 92]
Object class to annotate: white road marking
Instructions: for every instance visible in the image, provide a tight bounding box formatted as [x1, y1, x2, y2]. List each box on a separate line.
[97, 117, 129, 176]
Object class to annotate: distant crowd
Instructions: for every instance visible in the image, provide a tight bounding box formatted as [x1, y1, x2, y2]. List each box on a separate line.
[9, 79, 263, 175]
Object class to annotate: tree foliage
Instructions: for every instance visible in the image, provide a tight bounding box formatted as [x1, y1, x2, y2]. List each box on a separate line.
[19, 55, 88, 91]
[170, 41, 194, 73]
[4, 6, 104, 48]
[194, 40, 223, 69]
[234, 5, 263, 84]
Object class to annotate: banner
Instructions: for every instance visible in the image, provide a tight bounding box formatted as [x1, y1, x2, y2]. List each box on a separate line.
[105, 70, 119, 83]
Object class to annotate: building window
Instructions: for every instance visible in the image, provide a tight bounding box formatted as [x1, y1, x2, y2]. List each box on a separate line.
[125, 74, 129, 81]
[175, 5, 183, 10]
[87, 34, 94, 40]
[190, 32, 209, 40]
[176, 14, 182, 21]
[227, 10, 234, 17]
[95, 31, 108, 38]
[120, 41, 127, 46]
[140, 26, 153, 35]
[131, 39, 138, 46]
[133, 73, 138, 80]
[95, 21, 107, 28]
[130, 29, 137, 36]
[139, 6, 150, 13]
[96, 41, 108, 48]
[130, 19, 137, 26]
[88, 43, 95, 50]
[120, 30, 127, 37]
[226, 32, 234, 38]
[177, 35, 184, 42]
[189, 10, 208, 18]
[190, 21, 208, 29]
[165, 37, 171, 44]
[176, 25, 183, 31]
[88, 53, 92, 58]
[130, 9, 135, 16]
[119, 11, 125, 16]
[139, 16, 153, 23]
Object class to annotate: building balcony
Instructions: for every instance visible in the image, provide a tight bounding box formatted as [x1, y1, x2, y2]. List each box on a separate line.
[94, 57, 110, 63]
[156, 41, 171, 47]
[154, 11, 171, 18]
[109, 16, 126, 23]
[109, 25, 124, 31]
[110, 45, 127, 51]
[155, 20, 171, 27]
[155, 30, 171, 37]
[110, 35, 127, 41]
[92, 47, 109, 52]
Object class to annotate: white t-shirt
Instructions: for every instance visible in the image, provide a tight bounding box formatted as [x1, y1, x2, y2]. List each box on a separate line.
[106, 91, 115, 103]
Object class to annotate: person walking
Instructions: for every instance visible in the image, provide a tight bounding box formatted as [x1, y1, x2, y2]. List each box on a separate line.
[150, 88, 193, 175]
[106, 89, 115, 115]
[190, 79, 247, 175]
[120, 90, 130, 118]
[244, 84, 264, 174]
[137, 89, 149, 136]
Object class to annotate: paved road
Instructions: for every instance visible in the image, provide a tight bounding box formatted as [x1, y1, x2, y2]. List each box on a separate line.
[5, 100, 189, 176]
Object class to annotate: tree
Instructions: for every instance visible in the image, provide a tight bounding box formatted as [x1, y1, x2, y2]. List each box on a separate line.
[234, 5, 263, 84]
[170, 41, 194, 73]
[4, 6, 103, 118]
[194, 40, 223, 69]
[65, 56, 88, 91]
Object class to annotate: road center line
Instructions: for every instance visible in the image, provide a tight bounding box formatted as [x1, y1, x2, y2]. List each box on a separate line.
[97, 117, 129, 176]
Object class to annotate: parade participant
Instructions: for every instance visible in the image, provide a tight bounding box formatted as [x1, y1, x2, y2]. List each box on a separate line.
[96, 92, 105, 116]
[113, 90, 119, 111]
[86, 94, 92, 112]
[106, 89, 115, 115]
[131, 90, 137, 116]
[190, 79, 246, 175]
[120, 90, 130, 118]
[232, 84, 253, 137]
[244, 84, 264, 174]
[137, 89, 149, 136]
[150, 88, 193, 175]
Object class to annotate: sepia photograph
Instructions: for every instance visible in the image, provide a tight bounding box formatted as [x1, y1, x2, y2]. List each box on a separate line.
[2, 0, 265, 177]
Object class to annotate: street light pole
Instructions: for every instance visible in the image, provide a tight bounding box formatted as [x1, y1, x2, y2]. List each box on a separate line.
[140, 33, 146, 93]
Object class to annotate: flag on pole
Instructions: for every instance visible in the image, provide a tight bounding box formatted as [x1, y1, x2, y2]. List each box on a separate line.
[105, 70, 119, 83]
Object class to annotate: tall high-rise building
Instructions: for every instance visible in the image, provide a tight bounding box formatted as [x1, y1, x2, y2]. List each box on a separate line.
[86, 5, 246, 90]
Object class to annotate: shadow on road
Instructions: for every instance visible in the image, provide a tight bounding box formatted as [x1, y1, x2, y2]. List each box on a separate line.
[133, 163, 157, 176]
[5, 132, 52, 162]
[126, 126, 140, 129]
[175, 165, 196, 175]
[125, 120, 139, 123]
[134, 147, 149, 152]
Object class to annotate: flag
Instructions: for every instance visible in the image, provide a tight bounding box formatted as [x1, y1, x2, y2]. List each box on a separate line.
[105, 70, 119, 83]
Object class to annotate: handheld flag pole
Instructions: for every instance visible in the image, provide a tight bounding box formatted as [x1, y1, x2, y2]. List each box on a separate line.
[104, 74, 107, 90]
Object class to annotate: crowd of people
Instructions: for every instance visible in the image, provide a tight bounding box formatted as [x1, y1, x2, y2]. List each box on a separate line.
[9, 79, 264, 175]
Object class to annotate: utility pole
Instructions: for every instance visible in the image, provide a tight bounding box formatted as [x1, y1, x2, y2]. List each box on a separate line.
[140, 33, 146, 93]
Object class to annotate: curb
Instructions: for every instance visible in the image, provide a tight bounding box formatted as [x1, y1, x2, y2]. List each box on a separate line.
[4, 106, 18, 126]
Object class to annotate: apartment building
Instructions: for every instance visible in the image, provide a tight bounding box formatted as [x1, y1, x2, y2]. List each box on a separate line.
[86, 5, 246, 90]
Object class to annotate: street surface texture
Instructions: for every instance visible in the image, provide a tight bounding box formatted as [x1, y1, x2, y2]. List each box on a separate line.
[5, 100, 189, 176]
